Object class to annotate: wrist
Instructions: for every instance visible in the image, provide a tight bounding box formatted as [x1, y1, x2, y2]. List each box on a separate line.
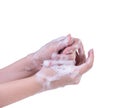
[19, 75, 45, 94]
[32, 74, 47, 92]
[25, 53, 42, 72]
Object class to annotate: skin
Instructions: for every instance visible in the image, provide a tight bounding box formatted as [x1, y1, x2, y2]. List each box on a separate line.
[0, 34, 94, 107]
[36, 49, 94, 89]
[0, 76, 41, 107]
[0, 34, 76, 83]
[0, 49, 94, 107]
[0, 34, 85, 83]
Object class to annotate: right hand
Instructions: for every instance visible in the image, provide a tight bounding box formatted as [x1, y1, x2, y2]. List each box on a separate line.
[35, 49, 94, 91]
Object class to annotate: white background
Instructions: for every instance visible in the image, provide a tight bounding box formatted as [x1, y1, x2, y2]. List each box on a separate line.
[0, 0, 120, 108]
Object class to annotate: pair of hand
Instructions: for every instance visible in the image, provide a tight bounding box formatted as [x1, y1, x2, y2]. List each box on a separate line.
[32, 34, 94, 90]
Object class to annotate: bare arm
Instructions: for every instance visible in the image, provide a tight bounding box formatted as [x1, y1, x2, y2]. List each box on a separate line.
[0, 54, 38, 83]
[0, 76, 41, 107]
[0, 35, 75, 83]
[0, 49, 94, 107]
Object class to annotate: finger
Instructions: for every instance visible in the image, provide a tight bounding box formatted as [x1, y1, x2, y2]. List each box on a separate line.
[75, 49, 94, 75]
[56, 34, 74, 53]
[62, 38, 81, 54]
[62, 38, 86, 65]
[51, 53, 76, 61]
[43, 60, 75, 67]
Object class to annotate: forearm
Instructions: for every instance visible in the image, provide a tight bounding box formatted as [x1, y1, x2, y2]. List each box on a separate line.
[0, 76, 42, 107]
[0, 54, 41, 83]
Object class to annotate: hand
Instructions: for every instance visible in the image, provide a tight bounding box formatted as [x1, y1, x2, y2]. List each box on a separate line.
[51, 37, 86, 66]
[30, 34, 74, 70]
[35, 49, 94, 91]
[27, 35, 86, 72]
[62, 37, 86, 65]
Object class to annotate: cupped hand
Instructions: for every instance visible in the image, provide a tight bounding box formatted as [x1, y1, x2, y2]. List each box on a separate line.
[62, 37, 86, 65]
[30, 34, 86, 71]
[31, 34, 74, 70]
[35, 49, 94, 91]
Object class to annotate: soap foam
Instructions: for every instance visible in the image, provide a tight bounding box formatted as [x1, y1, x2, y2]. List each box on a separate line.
[43, 60, 50, 67]
[43, 60, 75, 67]
[52, 53, 72, 61]
[36, 62, 82, 90]
[54, 60, 74, 65]
[51, 65, 75, 76]
[51, 53, 57, 59]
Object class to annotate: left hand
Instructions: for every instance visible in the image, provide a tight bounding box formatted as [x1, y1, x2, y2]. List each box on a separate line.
[29, 34, 86, 71]
[30, 34, 73, 70]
